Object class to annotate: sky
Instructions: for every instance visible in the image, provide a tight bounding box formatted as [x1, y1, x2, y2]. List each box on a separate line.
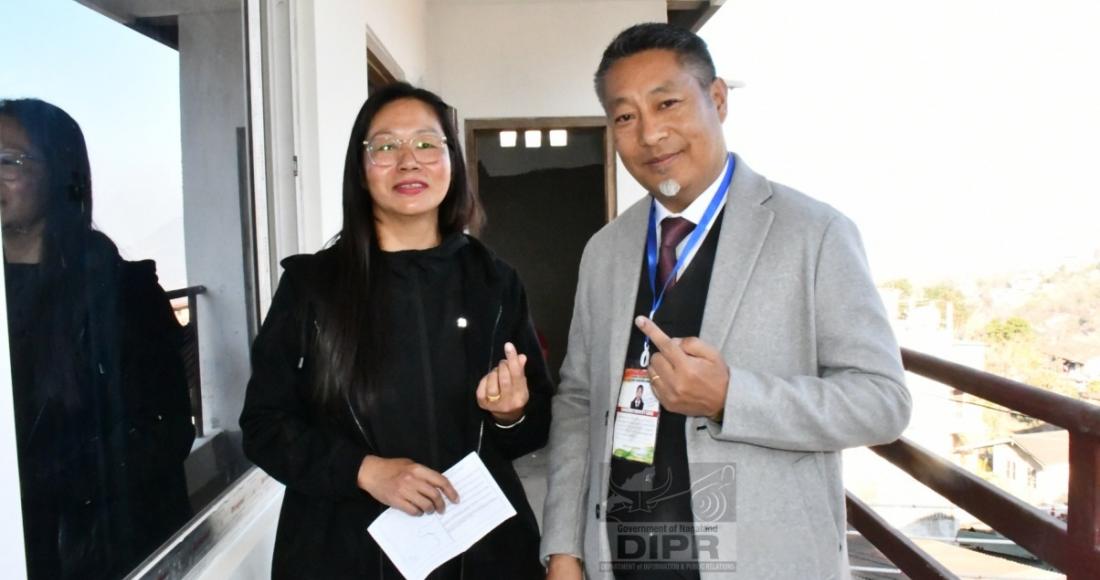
[0, 0, 186, 288]
[2, 0, 1098, 289]
[702, 0, 1100, 283]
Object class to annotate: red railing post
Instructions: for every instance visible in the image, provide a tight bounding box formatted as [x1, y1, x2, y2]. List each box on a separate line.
[1067, 433, 1100, 580]
[845, 492, 956, 579]
[870, 438, 1070, 571]
[892, 347, 1100, 576]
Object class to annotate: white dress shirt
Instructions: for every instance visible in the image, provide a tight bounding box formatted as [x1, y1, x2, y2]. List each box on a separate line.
[652, 155, 732, 281]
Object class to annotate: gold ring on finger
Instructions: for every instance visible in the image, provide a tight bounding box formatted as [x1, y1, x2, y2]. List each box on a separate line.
[487, 393, 502, 402]
[651, 374, 661, 382]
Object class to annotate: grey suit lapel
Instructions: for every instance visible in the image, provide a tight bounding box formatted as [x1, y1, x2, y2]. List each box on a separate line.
[605, 199, 649, 407]
[700, 155, 775, 349]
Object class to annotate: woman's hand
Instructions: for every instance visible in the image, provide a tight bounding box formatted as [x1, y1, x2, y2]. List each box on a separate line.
[357, 456, 459, 516]
[476, 342, 529, 425]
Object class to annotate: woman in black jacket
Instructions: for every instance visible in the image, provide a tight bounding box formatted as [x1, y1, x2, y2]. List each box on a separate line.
[1, 99, 195, 579]
[240, 83, 552, 579]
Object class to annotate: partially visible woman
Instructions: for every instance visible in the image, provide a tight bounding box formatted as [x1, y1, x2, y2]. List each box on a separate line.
[0, 99, 195, 579]
[240, 83, 552, 579]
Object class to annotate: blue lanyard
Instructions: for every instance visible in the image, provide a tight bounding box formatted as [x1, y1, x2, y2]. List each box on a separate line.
[640, 153, 735, 368]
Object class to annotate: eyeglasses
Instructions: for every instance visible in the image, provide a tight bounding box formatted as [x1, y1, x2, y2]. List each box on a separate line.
[0, 152, 40, 182]
[362, 133, 448, 167]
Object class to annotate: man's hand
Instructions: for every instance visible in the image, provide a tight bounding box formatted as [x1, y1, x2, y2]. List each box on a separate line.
[546, 554, 583, 579]
[635, 316, 729, 418]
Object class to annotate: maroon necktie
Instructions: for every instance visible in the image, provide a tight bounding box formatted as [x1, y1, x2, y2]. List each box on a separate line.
[657, 216, 697, 291]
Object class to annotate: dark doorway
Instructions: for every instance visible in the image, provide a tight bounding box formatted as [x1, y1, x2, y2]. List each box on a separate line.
[367, 46, 397, 96]
[467, 119, 614, 382]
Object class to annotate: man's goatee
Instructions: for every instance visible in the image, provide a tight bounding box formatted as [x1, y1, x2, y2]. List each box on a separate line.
[658, 179, 681, 197]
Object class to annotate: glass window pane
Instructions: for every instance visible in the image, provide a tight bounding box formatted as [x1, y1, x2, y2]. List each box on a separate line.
[0, 1, 255, 577]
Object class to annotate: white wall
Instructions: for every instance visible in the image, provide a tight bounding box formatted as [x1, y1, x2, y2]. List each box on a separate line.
[293, 0, 369, 251]
[616, 156, 648, 211]
[291, 0, 664, 248]
[425, 0, 666, 214]
[185, 481, 283, 580]
[364, 0, 430, 85]
[179, 8, 253, 433]
[292, 0, 432, 251]
[1036, 464, 1069, 506]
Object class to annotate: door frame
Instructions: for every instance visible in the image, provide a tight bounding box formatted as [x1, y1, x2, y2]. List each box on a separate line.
[464, 117, 617, 223]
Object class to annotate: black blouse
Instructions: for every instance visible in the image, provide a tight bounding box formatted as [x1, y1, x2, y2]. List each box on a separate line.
[369, 232, 471, 471]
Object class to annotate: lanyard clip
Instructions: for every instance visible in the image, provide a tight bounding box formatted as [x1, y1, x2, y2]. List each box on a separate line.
[640, 341, 651, 368]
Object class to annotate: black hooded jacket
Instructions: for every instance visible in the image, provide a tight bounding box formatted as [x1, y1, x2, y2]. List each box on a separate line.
[6, 234, 194, 580]
[240, 234, 552, 579]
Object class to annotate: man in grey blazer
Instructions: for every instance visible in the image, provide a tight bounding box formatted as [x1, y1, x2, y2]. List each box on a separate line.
[543, 23, 912, 579]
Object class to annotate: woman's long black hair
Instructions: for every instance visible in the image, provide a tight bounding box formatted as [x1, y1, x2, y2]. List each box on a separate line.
[0, 98, 99, 267]
[1, 98, 117, 412]
[312, 82, 482, 412]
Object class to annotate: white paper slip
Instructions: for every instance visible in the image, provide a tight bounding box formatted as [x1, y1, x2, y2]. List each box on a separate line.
[367, 452, 516, 580]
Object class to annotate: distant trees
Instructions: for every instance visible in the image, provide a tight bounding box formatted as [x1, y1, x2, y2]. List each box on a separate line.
[922, 283, 970, 335]
[883, 278, 913, 298]
[984, 317, 1033, 343]
[877, 279, 973, 334]
[983, 317, 1077, 398]
[880, 263, 1098, 404]
[882, 278, 913, 319]
[974, 263, 1100, 402]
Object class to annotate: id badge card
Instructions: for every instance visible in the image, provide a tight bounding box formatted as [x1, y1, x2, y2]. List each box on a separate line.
[611, 368, 660, 464]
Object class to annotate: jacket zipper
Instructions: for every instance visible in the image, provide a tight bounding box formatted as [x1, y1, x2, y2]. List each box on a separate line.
[344, 392, 377, 453]
[300, 305, 385, 577]
[458, 303, 503, 580]
[477, 304, 504, 455]
[340, 300, 506, 579]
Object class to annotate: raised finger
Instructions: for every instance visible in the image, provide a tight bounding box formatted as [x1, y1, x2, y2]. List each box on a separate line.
[504, 342, 524, 382]
[635, 316, 686, 367]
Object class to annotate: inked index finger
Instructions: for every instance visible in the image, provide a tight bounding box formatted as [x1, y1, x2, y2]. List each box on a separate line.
[504, 342, 524, 381]
[634, 316, 687, 366]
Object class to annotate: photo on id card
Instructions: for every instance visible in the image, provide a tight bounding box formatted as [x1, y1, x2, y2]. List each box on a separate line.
[611, 368, 661, 464]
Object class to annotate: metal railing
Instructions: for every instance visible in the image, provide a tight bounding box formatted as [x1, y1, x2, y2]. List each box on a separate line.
[166, 285, 207, 438]
[847, 347, 1100, 579]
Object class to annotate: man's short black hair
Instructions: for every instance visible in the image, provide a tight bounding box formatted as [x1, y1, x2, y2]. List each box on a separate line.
[594, 22, 717, 105]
